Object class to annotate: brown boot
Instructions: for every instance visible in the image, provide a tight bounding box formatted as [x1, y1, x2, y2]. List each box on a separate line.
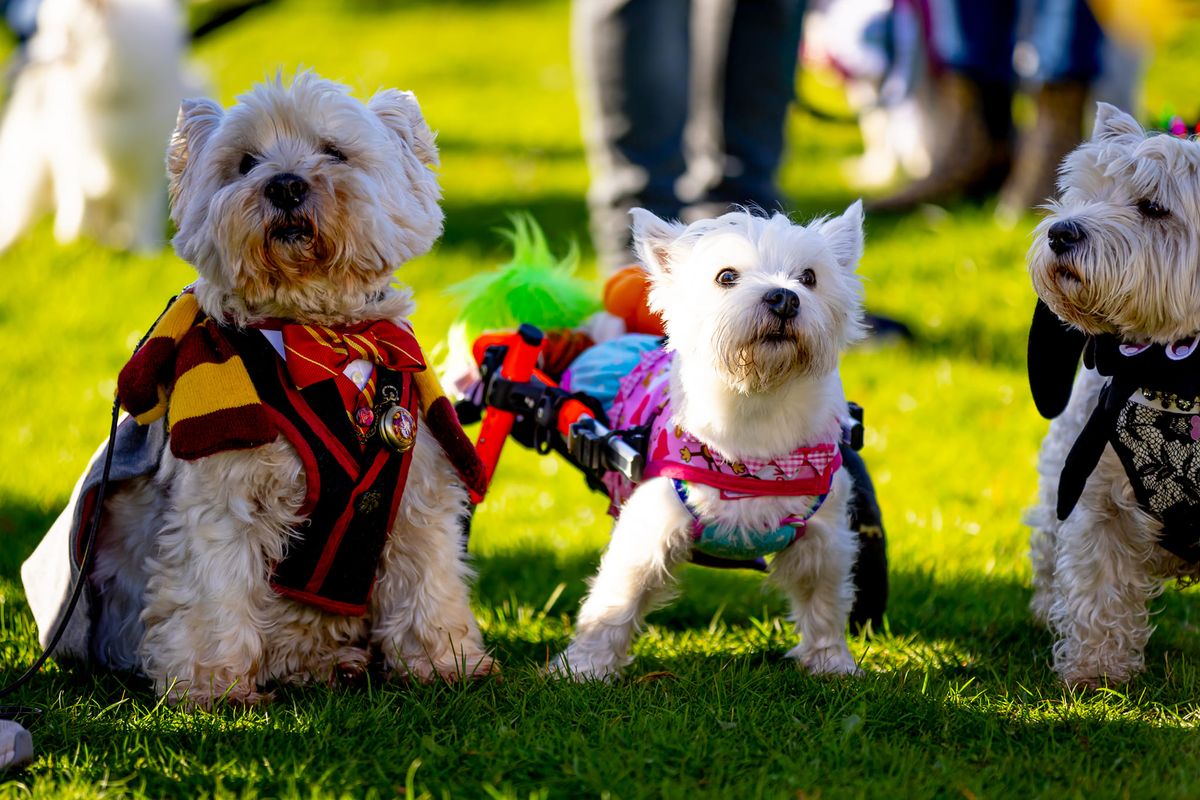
[996, 81, 1089, 221]
[867, 72, 1011, 213]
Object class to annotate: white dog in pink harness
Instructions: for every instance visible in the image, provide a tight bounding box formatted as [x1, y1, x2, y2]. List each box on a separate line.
[552, 204, 867, 681]
[602, 345, 844, 560]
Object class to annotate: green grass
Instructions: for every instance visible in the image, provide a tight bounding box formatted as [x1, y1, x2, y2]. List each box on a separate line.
[2, 2, 1200, 797]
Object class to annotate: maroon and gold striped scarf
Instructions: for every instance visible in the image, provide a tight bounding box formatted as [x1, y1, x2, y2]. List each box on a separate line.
[116, 292, 487, 497]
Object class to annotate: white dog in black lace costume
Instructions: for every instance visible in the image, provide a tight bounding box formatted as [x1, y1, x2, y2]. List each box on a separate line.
[1027, 104, 1200, 687]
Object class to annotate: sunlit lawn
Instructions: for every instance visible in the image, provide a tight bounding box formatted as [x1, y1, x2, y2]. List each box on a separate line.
[2, 2, 1200, 797]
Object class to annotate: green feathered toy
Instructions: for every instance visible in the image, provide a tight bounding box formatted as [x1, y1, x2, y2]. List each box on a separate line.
[440, 214, 601, 395]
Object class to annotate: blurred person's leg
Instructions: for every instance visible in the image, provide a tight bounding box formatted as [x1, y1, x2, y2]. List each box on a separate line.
[678, 0, 805, 217]
[870, 0, 1018, 211]
[1091, 37, 1143, 112]
[998, 0, 1103, 217]
[574, 0, 691, 271]
[1028, 0, 1103, 83]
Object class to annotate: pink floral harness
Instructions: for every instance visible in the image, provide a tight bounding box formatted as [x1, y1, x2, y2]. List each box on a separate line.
[601, 347, 843, 560]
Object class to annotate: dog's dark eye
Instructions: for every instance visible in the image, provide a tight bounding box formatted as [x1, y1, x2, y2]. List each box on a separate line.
[799, 268, 816, 288]
[323, 144, 348, 162]
[1137, 199, 1170, 219]
[238, 154, 259, 175]
[715, 268, 738, 287]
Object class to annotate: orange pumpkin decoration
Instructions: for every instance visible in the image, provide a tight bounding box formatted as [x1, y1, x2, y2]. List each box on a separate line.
[603, 266, 665, 336]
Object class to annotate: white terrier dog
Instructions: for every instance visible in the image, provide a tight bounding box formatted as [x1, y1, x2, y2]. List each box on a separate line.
[22, 73, 493, 706]
[1028, 103, 1200, 687]
[552, 204, 867, 681]
[0, 0, 189, 252]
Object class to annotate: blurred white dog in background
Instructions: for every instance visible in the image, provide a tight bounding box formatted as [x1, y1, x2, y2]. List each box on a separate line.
[803, 0, 939, 189]
[0, 0, 190, 253]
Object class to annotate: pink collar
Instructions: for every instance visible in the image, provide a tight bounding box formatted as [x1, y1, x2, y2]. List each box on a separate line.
[644, 423, 842, 500]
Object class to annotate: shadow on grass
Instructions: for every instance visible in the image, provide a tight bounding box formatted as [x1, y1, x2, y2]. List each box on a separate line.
[16, 649, 1200, 799]
[0, 494, 58, 579]
[473, 544, 1200, 692]
[435, 137, 584, 162]
[440, 192, 590, 252]
[6, 554, 1200, 797]
[475, 544, 1036, 636]
[473, 547, 776, 623]
[6, 484, 1200, 695]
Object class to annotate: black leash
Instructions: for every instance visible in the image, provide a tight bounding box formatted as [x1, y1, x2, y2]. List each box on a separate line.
[0, 397, 119, 720]
[190, 0, 275, 42]
[0, 293, 178, 721]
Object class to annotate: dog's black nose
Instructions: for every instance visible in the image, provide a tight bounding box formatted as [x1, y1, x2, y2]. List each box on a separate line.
[265, 173, 309, 211]
[764, 288, 800, 320]
[1047, 219, 1085, 255]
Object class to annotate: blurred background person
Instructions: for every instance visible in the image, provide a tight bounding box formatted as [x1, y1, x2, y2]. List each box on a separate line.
[572, 0, 805, 272]
[997, 0, 1135, 218]
[868, 0, 1140, 216]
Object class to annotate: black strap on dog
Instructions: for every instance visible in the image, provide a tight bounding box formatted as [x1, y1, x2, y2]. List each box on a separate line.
[1025, 298, 1124, 520]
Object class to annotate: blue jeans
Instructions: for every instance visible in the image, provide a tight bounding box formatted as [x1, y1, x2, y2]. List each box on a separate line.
[930, 0, 1103, 85]
[573, 0, 805, 269]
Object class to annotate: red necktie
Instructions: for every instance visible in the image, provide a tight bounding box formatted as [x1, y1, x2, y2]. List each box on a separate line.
[281, 321, 425, 413]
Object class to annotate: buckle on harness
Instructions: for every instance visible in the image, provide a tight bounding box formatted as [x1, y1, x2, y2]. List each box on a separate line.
[567, 417, 645, 483]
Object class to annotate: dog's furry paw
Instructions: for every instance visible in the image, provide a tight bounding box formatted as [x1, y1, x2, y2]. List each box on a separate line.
[1058, 666, 1133, 690]
[392, 651, 497, 684]
[786, 643, 861, 676]
[545, 650, 621, 683]
[168, 684, 273, 709]
[0, 721, 33, 771]
[453, 652, 499, 682]
[330, 646, 372, 686]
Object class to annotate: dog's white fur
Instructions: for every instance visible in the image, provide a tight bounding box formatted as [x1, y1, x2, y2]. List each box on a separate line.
[552, 204, 867, 681]
[0, 0, 189, 252]
[89, 73, 491, 705]
[1028, 103, 1200, 686]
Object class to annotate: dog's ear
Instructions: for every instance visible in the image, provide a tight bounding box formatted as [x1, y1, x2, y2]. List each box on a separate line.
[816, 199, 865, 272]
[166, 98, 223, 190]
[1091, 102, 1142, 142]
[1028, 299, 1088, 419]
[630, 208, 686, 277]
[368, 89, 439, 168]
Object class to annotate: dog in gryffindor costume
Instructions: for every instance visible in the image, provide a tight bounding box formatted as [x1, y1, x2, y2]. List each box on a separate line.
[21, 73, 494, 707]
